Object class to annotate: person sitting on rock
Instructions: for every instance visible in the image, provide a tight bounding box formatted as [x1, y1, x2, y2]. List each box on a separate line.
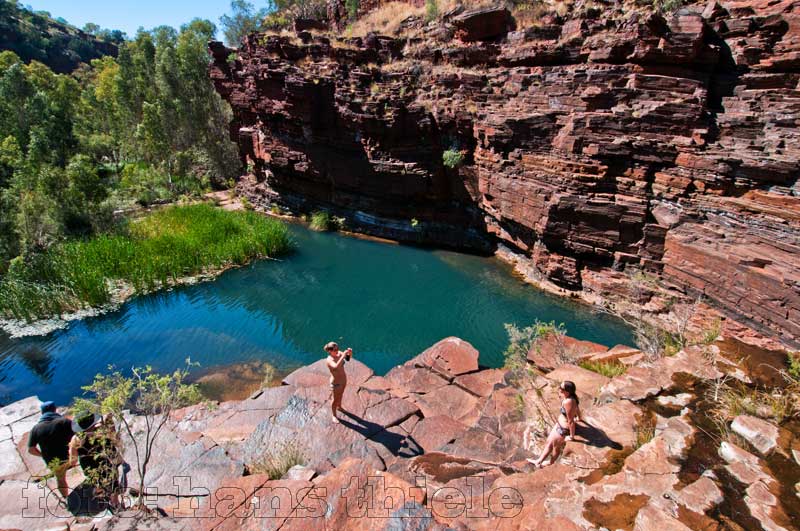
[27, 401, 74, 499]
[527, 380, 581, 468]
[68, 412, 123, 510]
[325, 341, 352, 423]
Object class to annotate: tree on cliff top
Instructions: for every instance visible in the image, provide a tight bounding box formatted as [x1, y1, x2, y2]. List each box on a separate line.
[220, 0, 269, 46]
[73, 362, 202, 510]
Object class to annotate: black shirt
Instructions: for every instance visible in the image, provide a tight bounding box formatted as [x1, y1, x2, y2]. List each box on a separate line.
[28, 416, 74, 464]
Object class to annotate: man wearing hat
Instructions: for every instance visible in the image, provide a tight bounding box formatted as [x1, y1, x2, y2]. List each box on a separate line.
[68, 412, 122, 509]
[27, 401, 74, 498]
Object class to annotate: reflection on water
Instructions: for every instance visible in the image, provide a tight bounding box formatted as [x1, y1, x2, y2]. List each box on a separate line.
[0, 224, 633, 406]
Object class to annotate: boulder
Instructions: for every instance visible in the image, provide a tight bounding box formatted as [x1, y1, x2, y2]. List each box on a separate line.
[527, 334, 608, 371]
[405, 337, 479, 381]
[452, 7, 513, 42]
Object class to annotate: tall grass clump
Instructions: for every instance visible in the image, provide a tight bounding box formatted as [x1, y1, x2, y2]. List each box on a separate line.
[249, 439, 306, 479]
[309, 211, 332, 231]
[579, 359, 627, 378]
[0, 204, 291, 321]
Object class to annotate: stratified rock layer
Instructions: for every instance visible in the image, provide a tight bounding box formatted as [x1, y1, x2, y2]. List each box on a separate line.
[210, 0, 800, 346]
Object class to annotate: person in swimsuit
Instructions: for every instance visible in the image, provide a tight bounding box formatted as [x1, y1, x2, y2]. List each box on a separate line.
[325, 341, 352, 423]
[527, 380, 581, 467]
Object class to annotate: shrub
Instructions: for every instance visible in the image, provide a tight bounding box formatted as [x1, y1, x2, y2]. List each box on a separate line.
[425, 0, 439, 21]
[309, 210, 331, 231]
[579, 360, 627, 378]
[789, 353, 800, 381]
[701, 318, 722, 345]
[72, 362, 203, 509]
[346, 0, 359, 19]
[249, 439, 306, 479]
[504, 321, 566, 387]
[442, 149, 463, 169]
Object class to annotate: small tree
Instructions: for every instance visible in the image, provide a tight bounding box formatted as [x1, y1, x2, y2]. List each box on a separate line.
[73, 362, 202, 510]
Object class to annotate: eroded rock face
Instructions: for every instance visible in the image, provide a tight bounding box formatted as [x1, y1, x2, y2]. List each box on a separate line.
[210, 0, 800, 347]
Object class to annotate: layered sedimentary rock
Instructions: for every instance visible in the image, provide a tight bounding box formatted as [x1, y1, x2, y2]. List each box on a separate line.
[210, 0, 800, 346]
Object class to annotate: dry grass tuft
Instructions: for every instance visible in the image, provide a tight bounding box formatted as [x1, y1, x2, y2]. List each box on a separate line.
[348, 2, 425, 36]
[249, 439, 307, 479]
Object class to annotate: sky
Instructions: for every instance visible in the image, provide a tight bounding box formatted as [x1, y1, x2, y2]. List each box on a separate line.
[24, 0, 245, 38]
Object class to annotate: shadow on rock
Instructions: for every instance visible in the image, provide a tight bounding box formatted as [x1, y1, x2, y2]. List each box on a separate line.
[575, 422, 623, 451]
[339, 410, 422, 458]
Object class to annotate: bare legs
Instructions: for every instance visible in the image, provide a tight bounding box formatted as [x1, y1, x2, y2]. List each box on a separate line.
[53, 465, 69, 499]
[528, 427, 566, 467]
[331, 384, 345, 423]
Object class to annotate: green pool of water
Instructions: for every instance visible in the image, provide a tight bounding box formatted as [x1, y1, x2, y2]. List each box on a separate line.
[0, 223, 633, 405]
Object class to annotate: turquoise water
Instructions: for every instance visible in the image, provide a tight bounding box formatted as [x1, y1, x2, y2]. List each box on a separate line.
[0, 223, 633, 405]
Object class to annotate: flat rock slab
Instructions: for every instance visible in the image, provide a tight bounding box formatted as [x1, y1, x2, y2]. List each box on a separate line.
[405, 337, 479, 381]
[282, 359, 374, 388]
[545, 364, 610, 397]
[454, 368, 507, 397]
[601, 347, 722, 401]
[0, 396, 41, 427]
[0, 437, 27, 479]
[411, 415, 469, 452]
[731, 414, 780, 455]
[528, 334, 607, 371]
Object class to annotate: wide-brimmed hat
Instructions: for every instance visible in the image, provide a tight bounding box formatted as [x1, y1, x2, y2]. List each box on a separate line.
[72, 412, 102, 433]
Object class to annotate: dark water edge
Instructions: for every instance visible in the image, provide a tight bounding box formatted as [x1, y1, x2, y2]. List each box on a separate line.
[0, 223, 633, 406]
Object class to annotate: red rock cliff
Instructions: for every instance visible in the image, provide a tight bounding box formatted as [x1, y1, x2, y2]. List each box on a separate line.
[210, 0, 800, 347]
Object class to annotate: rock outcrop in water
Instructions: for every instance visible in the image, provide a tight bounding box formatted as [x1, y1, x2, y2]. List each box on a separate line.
[2, 336, 796, 529]
[209, 0, 800, 347]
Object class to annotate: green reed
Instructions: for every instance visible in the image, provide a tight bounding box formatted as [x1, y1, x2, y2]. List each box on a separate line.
[0, 204, 291, 321]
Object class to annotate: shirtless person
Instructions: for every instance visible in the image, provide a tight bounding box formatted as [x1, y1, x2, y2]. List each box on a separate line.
[325, 341, 352, 423]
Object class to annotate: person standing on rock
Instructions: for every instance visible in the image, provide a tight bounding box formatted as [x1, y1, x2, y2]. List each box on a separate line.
[527, 380, 581, 468]
[27, 401, 74, 499]
[325, 341, 352, 423]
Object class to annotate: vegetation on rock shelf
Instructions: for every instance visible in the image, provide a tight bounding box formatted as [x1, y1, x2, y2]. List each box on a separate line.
[0, 204, 291, 321]
[442, 148, 464, 169]
[309, 211, 332, 231]
[579, 359, 627, 378]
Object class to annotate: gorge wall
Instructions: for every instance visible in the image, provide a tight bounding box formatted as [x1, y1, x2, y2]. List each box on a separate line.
[209, 0, 800, 347]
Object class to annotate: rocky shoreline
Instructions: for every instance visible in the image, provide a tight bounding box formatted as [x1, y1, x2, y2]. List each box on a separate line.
[210, 0, 800, 349]
[1, 335, 797, 530]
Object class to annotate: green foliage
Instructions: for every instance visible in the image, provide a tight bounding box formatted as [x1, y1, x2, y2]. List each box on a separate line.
[73, 361, 202, 508]
[701, 318, 722, 345]
[442, 148, 463, 169]
[0, 20, 242, 273]
[249, 439, 307, 479]
[346, 0, 360, 19]
[0, 1, 122, 73]
[651, 0, 685, 13]
[220, 0, 267, 46]
[504, 321, 566, 387]
[309, 210, 331, 231]
[0, 204, 291, 320]
[579, 359, 627, 378]
[789, 353, 800, 381]
[425, 0, 439, 22]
